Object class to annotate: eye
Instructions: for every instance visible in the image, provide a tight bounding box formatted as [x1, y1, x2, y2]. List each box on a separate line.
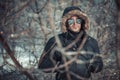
[68, 19, 74, 25]
[76, 18, 82, 24]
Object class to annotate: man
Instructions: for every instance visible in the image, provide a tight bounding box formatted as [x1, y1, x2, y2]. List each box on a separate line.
[38, 6, 103, 80]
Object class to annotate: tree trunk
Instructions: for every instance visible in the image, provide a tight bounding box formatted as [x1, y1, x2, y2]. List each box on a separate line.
[115, 0, 120, 69]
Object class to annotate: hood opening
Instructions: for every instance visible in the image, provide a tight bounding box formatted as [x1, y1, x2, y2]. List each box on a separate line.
[61, 8, 90, 32]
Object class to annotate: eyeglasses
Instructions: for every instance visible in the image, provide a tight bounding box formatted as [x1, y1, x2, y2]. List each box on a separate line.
[67, 18, 82, 25]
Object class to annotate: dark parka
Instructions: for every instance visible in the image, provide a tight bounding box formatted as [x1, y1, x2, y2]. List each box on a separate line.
[38, 6, 103, 80]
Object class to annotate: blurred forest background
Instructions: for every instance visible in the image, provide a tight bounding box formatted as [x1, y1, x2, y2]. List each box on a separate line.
[0, 0, 120, 80]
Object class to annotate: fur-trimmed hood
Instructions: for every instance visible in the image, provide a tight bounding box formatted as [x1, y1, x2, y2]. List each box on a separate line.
[61, 6, 90, 32]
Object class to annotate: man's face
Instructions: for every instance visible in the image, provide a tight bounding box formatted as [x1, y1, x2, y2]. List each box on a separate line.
[67, 16, 82, 32]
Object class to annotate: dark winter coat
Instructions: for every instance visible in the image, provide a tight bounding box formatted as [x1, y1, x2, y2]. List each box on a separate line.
[38, 6, 103, 80]
[38, 30, 103, 80]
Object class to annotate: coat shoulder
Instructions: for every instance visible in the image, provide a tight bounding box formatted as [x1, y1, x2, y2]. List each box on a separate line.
[85, 36, 100, 53]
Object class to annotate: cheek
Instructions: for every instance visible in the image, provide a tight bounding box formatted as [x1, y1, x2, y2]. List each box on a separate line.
[78, 24, 82, 28]
[68, 26, 73, 30]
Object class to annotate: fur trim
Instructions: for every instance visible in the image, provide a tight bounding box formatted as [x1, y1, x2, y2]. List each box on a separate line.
[61, 10, 90, 32]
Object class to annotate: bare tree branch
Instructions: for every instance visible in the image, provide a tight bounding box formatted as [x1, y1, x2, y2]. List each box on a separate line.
[0, 34, 34, 80]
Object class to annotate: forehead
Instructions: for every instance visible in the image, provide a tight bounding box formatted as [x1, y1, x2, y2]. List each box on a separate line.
[70, 15, 79, 19]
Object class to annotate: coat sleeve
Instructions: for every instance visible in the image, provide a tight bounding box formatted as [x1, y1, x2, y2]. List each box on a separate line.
[88, 38, 103, 73]
[38, 37, 56, 70]
[38, 37, 62, 72]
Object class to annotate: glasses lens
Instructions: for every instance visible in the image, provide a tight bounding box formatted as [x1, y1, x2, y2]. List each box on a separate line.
[68, 19, 74, 25]
[76, 18, 82, 24]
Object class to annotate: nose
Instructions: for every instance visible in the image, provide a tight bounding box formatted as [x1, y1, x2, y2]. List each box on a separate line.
[73, 20, 77, 25]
